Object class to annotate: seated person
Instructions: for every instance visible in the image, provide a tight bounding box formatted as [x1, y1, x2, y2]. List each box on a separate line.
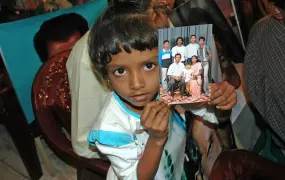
[189, 55, 202, 99]
[33, 13, 88, 63]
[167, 53, 186, 99]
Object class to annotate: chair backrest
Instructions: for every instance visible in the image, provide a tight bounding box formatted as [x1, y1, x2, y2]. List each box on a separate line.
[32, 49, 72, 132]
[0, 0, 108, 124]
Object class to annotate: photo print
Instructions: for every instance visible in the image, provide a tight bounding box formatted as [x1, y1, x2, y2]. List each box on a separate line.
[158, 24, 220, 105]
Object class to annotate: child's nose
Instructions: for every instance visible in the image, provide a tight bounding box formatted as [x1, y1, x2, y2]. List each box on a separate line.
[129, 72, 145, 90]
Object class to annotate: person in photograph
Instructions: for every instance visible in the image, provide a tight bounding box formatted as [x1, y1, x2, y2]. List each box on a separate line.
[183, 63, 193, 96]
[189, 55, 202, 99]
[171, 37, 187, 64]
[197, 36, 211, 96]
[185, 34, 199, 63]
[158, 40, 172, 92]
[167, 53, 186, 99]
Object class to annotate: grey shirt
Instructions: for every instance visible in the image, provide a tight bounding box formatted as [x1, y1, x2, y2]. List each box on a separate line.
[197, 45, 211, 61]
[244, 16, 285, 149]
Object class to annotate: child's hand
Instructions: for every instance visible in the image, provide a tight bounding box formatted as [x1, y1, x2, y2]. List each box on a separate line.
[209, 81, 237, 110]
[141, 100, 170, 145]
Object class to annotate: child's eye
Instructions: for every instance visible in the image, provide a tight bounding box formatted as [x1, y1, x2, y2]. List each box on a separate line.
[143, 63, 156, 71]
[113, 68, 126, 76]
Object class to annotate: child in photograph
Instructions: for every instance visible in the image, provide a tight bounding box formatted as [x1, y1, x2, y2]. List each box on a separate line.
[171, 37, 187, 64]
[185, 34, 199, 63]
[87, 1, 237, 180]
[183, 63, 193, 95]
[158, 40, 172, 92]
[190, 55, 202, 99]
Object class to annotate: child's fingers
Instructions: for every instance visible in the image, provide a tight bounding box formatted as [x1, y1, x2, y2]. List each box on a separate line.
[159, 108, 171, 131]
[152, 106, 170, 127]
[141, 100, 161, 124]
[141, 102, 167, 128]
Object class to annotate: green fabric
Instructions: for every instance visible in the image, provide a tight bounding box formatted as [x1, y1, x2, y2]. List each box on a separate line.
[255, 129, 285, 165]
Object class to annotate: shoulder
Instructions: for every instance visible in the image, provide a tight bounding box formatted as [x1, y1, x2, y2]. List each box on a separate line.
[249, 16, 273, 42]
[66, 30, 92, 72]
[180, 63, 185, 67]
[91, 93, 129, 132]
[168, 63, 175, 68]
[88, 93, 134, 147]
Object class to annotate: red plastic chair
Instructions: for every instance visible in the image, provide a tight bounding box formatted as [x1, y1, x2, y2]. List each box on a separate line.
[32, 49, 110, 179]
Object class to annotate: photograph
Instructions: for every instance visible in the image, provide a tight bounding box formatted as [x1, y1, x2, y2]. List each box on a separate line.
[158, 24, 215, 105]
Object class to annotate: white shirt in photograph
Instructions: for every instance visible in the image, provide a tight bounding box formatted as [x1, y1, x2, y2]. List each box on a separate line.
[171, 45, 186, 62]
[183, 69, 193, 83]
[167, 62, 186, 77]
[88, 92, 187, 180]
[185, 43, 199, 58]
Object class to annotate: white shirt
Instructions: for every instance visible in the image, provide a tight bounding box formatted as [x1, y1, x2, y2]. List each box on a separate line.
[66, 31, 109, 158]
[88, 92, 187, 180]
[171, 45, 186, 62]
[167, 62, 186, 77]
[185, 43, 199, 58]
[183, 69, 193, 82]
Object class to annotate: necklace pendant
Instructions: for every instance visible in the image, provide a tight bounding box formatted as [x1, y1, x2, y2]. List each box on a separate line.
[135, 129, 144, 134]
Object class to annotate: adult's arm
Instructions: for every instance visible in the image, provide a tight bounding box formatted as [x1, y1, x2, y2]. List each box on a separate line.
[66, 31, 109, 158]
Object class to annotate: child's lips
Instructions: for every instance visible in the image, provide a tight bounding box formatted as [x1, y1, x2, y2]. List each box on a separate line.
[130, 93, 150, 102]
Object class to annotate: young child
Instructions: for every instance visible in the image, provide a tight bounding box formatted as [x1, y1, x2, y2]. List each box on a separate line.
[183, 63, 193, 94]
[87, 1, 219, 180]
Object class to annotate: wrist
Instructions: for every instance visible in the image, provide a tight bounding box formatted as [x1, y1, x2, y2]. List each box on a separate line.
[214, 108, 231, 123]
[148, 136, 168, 147]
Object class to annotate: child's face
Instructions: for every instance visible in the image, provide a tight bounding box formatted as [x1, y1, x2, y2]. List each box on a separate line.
[163, 42, 169, 49]
[186, 65, 191, 70]
[107, 48, 159, 107]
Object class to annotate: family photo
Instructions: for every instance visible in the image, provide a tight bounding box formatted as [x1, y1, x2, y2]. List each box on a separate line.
[158, 24, 214, 104]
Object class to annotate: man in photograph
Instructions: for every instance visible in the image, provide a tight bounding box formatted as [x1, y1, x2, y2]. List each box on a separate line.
[167, 53, 186, 99]
[197, 36, 211, 96]
[171, 37, 187, 64]
[185, 34, 199, 63]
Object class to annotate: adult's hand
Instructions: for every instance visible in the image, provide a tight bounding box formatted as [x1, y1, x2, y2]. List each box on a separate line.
[209, 81, 237, 110]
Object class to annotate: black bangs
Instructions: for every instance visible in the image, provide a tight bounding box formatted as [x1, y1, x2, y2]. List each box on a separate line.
[89, 14, 158, 78]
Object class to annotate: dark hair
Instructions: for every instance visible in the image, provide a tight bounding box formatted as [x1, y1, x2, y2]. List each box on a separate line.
[191, 55, 199, 63]
[175, 53, 181, 58]
[199, 36, 205, 42]
[89, 0, 157, 79]
[163, 40, 170, 44]
[176, 37, 183, 43]
[33, 13, 88, 63]
[190, 34, 196, 38]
